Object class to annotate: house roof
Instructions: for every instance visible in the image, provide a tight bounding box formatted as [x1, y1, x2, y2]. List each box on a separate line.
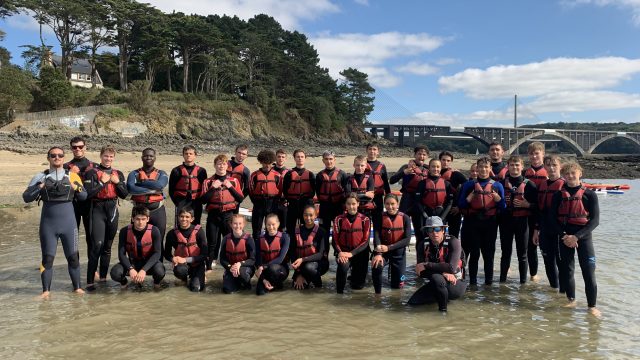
[51, 55, 92, 75]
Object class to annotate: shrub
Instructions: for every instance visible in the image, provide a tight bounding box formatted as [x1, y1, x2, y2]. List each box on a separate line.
[127, 80, 150, 114]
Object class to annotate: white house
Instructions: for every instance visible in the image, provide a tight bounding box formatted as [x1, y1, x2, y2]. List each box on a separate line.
[49, 55, 104, 89]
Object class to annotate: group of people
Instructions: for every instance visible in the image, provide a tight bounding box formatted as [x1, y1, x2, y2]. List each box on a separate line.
[23, 136, 600, 316]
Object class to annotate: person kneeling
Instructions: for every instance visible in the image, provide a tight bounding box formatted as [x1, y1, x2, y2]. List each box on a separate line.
[255, 214, 290, 295]
[291, 205, 329, 290]
[220, 214, 255, 294]
[111, 206, 165, 289]
[164, 206, 208, 292]
[408, 217, 466, 312]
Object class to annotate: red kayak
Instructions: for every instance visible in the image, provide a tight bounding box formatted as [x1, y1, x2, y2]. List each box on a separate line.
[583, 183, 630, 190]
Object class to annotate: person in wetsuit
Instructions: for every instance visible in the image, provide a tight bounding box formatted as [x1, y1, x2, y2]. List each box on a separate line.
[169, 145, 207, 226]
[524, 141, 548, 282]
[249, 150, 282, 241]
[498, 155, 538, 284]
[344, 155, 376, 221]
[273, 149, 289, 231]
[438, 151, 467, 238]
[227, 144, 251, 207]
[333, 193, 371, 294]
[488, 142, 508, 181]
[23, 146, 87, 298]
[550, 162, 601, 318]
[291, 205, 329, 289]
[458, 157, 506, 286]
[220, 214, 256, 293]
[64, 136, 97, 247]
[365, 142, 391, 232]
[111, 206, 165, 288]
[315, 150, 347, 237]
[200, 154, 244, 269]
[283, 149, 316, 235]
[127, 148, 169, 241]
[164, 206, 208, 292]
[371, 193, 411, 294]
[408, 216, 466, 311]
[255, 214, 290, 295]
[83, 145, 128, 290]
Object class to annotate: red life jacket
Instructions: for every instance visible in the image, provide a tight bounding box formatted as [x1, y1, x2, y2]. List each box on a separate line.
[286, 170, 313, 200]
[403, 165, 426, 193]
[424, 237, 463, 273]
[317, 169, 344, 203]
[174, 165, 202, 200]
[94, 168, 119, 200]
[538, 178, 565, 211]
[227, 161, 246, 185]
[421, 177, 447, 209]
[557, 186, 589, 226]
[380, 212, 405, 245]
[490, 166, 508, 181]
[250, 170, 280, 198]
[335, 213, 369, 252]
[125, 224, 154, 261]
[260, 232, 282, 263]
[173, 225, 202, 264]
[468, 180, 497, 216]
[365, 162, 385, 195]
[225, 234, 250, 264]
[204, 178, 239, 212]
[64, 161, 94, 180]
[504, 179, 531, 217]
[351, 174, 375, 210]
[441, 168, 456, 182]
[525, 166, 548, 189]
[131, 168, 164, 204]
[295, 224, 319, 258]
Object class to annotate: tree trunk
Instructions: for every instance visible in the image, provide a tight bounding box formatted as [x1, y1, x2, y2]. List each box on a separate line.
[182, 48, 189, 93]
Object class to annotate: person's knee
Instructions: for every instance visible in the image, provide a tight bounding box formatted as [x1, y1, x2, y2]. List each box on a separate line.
[173, 264, 189, 280]
[41, 255, 55, 270]
[110, 264, 124, 282]
[66, 253, 80, 269]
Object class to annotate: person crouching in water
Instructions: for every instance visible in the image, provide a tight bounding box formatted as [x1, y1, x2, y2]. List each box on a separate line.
[111, 206, 165, 289]
[255, 214, 290, 295]
[220, 214, 256, 293]
[164, 206, 208, 292]
[291, 205, 329, 289]
[408, 216, 466, 312]
[371, 193, 411, 294]
[333, 193, 371, 294]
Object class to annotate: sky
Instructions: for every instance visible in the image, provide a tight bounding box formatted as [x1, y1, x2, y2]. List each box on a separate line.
[2, 0, 640, 127]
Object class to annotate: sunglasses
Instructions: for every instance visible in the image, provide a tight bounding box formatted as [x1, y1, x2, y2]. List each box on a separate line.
[425, 227, 443, 233]
[71, 145, 85, 150]
[49, 153, 64, 159]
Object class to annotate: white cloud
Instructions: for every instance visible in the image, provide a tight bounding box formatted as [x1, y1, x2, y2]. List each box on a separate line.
[395, 61, 439, 76]
[435, 58, 460, 66]
[564, 0, 640, 26]
[354, 0, 370, 5]
[143, 0, 340, 29]
[310, 32, 446, 88]
[5, 12, 54, 35]
[527, 90, 640, 112]
[438, 57, 640, 99]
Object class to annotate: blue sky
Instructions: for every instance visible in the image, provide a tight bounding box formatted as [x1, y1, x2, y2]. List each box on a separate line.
[3, 0, 640, 127]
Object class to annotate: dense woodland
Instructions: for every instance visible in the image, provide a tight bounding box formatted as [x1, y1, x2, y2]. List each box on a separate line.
[0, 0, 375, 134]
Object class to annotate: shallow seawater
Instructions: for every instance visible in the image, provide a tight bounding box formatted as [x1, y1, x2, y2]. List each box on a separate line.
[0, 179, 638, 359]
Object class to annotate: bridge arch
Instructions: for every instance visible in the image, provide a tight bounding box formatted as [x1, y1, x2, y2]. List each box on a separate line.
[505, 131, 586, 157]
[587, 134, 640, 154]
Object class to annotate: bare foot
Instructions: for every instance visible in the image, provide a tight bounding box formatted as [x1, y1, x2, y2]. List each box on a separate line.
[94, 271, 100, 282]
[74, 288, 85, 295]
[153, 283, 161, 290]
[121, 283, 129, 290]
[530, 275, 540, 283]
[589, 307, 602, 318]
[38, 291, 51, 300]
[563, 300, 577, 308]
[98, 278, 107, 283]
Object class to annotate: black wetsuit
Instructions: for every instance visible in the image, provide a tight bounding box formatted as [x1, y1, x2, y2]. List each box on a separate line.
[315, 167, 348, 236]
[291, 225, 329, 287]
[344, 172, 376, 220]
[414, 175, 455, 262]
[389, 162, 429, 246]
[371, 212, 411, 294]
[84, 165, 128, 285]
[110, 225, 165, 285]
[332, 213, 371, 293]
[490, 161, 508, 181]
[272, 165, 289, 231]
[248, 169, 282, 240]
[537, 178, 565, 290]
[525, 164, 547, 279]
[227, 157, 250, 216]
[169, 163, 208, 226]
[255, 232, 290, 295]
[550, 184, 599, 308]
[283, 167, 316, 234]
[23, 168, 87, 292]
[442, 168, 467, 238]
[164, 225, 208, 292]
[498, 175, 538, 283]
[408, 235, 467, 311]
[366, 160, 391, 232]
[200, 174, 244, 265]
[219, 234, 256, 293]
[65, 157, 96, 243]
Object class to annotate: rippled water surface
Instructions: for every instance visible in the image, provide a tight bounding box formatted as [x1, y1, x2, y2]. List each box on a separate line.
[1, 179, 639, 359]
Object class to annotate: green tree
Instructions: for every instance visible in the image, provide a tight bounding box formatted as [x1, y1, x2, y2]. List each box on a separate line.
[82, 0, 115, 88]
[0, 65, 35, 124]
[35, 66, 72, 109]
[129, 7, 172, 91]
[338, 68, 375, 126]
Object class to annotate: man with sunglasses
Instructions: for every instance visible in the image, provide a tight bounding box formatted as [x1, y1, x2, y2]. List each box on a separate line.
[23, 147, 88, 298]
[408, 216, 467, 312]
[64, 136, 97, 240]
